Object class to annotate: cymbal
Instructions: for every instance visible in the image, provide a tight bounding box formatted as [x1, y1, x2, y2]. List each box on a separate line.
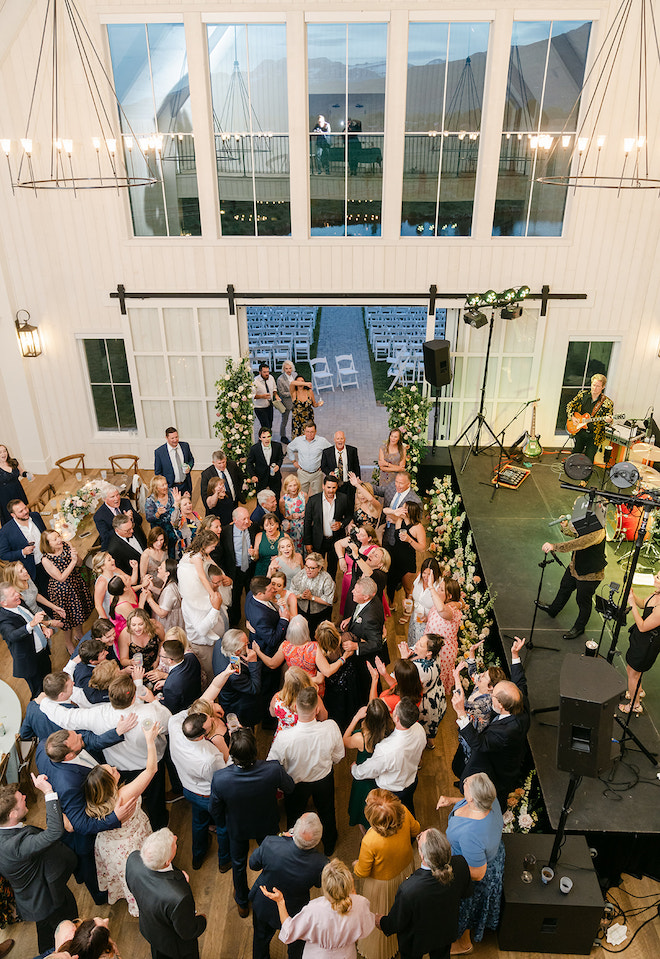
[631, 442, 660, 462]
[637, 464, 660, 489]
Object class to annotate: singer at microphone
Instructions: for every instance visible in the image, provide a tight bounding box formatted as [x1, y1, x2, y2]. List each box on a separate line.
[537, 514, 607, 641]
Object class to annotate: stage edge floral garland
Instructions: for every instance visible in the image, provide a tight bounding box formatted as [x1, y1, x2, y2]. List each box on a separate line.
[382, 385, 433, 484]
[214, 357, 256, 497]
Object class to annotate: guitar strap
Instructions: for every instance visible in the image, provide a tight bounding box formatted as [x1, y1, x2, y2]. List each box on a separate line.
[590, 395, 605, 419]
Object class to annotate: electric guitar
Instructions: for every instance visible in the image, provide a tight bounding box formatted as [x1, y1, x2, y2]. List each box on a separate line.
[566, 412, 625, 435]
[523, 404, 543, 459]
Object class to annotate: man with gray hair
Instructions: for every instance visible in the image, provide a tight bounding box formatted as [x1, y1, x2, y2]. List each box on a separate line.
[126, 828, 206, 959]
[248, 812, 328, 959]
[249, 488, 283, 532]
[93, 483, 142, 550]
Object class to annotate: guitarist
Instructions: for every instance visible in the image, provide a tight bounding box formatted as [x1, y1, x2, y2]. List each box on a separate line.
[566, 373, 614, 463]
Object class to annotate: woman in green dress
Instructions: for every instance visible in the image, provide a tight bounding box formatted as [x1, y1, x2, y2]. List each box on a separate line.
[251, 513, 284, 576]
[344, 699, 394, 833]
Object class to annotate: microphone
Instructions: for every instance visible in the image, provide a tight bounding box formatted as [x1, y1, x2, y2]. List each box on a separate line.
[548, 513, 571, 527]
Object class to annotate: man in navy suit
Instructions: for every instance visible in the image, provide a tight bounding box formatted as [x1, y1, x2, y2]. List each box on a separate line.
[37, 725, 138, 904]
[219, 507, 253, 626]
[453, 637, 530, 810]
[209, 728, 294, 918]
[249, 813, 328, 959]
[0, 582, 52, 696]
[94, 484, 143, 550]
[303, 475, 350, 579]
[244, 576, 289, 724]
[158, 640, 202, 714]
[247, 428, 284, 497]
[154, 426, 194, 496]
[320, 431, 361, 509]
[0, 498, 47, 588]
[379, 829, 472, 959]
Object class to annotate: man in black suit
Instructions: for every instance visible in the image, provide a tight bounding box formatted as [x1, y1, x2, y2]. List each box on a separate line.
[107, 512, 147, 575]
[0, 498, 47, 589]
[0, 773, 78, 953]
[341, 577, 387, 700]
[126, 828, 206, 959]
[209, 728, 295, 918]
[372, 471, 422, 547]
[320, 431, 361, 509]
[200, 449, 245, 525]
[0, 581, 52, 696]
[219, 506, 253, 626]
[244, 576, 290, 724]
[453, 637, 530, 809]
[303, 474, 350, 580]
[154, 427, 195, 496]
[379, 828, 472, 959]
[249, 812, 328, 959]
[94, 484, 143, 550]
[158, 639, 202, 714]
[247, 427, 284, 498]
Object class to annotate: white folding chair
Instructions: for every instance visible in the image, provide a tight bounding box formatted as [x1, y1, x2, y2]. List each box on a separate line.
[310, 357, 335, 392]
[336, 354, 359, 390]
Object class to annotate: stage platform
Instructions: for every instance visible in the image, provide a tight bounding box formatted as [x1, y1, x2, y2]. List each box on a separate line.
[448, 446, 660, 837]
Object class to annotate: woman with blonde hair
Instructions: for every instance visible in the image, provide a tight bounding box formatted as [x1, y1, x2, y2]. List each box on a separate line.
[144, 475, 182, 556]
[40, 529, 94, 654]
[353, 789, 420, 959]
[88, 659, 121, 696]
[315, 620, 358, 730]
[427, 576, 463, 696]
[280, 472, 306, 551]
[335, 523, 380, 615]
[176, 492, 202, 551]
[93, 550, 140, 621]
[262, 858, 375, 958]
[267, 534, 303, 587]
[85, 721, 161, 916]
[270, 665, 328, 737]
[2, 560, 65, 626]
[269, 568, 298, 620]
[348, 475, 382, 527]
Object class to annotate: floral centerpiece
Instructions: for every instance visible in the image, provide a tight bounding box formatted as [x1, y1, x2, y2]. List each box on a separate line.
[503, 770, 544, 833]
[215, 357, 255, 495]
[54, 479, 107, 536]
[382, 385, 432, 483]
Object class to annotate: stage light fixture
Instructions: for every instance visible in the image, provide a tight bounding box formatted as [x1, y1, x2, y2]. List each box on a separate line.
[463, 308, 488, 329]
[517, 286, 530, 300]
[482, 289, 497, 305]
[501, 303, 523, 319]
[466, 293, 482, 308]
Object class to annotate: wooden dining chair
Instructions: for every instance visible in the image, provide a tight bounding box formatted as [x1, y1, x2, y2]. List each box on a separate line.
[108, 454, 140, 477]
[28, 483, 56, 513]
[55, 453, 86, 481]
[0, 752, 10, 787]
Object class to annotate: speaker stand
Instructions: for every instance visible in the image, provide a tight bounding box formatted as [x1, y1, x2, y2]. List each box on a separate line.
[611, 670, 658, 768]
[549, 772, 581, 871]
[453, 309, 503, 474]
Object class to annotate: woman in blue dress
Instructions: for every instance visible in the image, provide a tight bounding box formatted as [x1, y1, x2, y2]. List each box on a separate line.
[438, 772, 505, 954]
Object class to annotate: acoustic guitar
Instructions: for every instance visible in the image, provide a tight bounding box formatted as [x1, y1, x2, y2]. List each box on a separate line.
[566, 412, 624, 435]
[523, 404, 543, 459]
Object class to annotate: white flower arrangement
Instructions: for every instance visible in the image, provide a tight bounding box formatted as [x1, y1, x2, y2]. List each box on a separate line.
[382, 385, 433, 483]
[55, 480, 106, 532]
[214, 357, 256, 495]
[503, 770, 540, 834]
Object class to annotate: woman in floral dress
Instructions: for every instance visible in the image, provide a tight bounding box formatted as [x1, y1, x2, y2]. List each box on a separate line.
[269, 666, 326, 737]
[407, 558, 442, 646]
[144, 475, 181, 557]
[426, 576, 463, 697]
[85, 722, 161, 916]
[398, 635, 446, 748]
[40, 530, 94, 654]
[280, 473, 306, 552]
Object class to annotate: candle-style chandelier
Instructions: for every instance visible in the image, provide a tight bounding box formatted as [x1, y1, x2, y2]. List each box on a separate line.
[1, 0, 158, 193]
[537, 0, 660, 192]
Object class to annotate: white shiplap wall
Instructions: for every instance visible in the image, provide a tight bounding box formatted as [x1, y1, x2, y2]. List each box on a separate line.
[0, 0, 659, 472]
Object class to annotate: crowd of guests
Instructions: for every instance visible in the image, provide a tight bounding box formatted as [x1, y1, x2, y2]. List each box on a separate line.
[0, 414, 532, 959]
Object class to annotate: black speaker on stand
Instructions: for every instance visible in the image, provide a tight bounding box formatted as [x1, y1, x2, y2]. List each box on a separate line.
[422, 339, 452, 388]
[419, 339, 453, 494]
[557, 653, 625, 777]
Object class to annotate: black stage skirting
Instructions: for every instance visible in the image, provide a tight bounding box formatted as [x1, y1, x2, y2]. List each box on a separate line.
[445, 447, 660, 846]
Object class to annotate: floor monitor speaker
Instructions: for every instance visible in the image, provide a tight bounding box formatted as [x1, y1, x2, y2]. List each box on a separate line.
[557, 654, 625, 777]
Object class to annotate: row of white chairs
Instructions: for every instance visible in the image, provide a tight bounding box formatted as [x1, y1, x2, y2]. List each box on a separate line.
[311, 355, 359, 392]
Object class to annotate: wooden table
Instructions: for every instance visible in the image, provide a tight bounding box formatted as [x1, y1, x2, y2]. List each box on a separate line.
[41, 472, 130, 562]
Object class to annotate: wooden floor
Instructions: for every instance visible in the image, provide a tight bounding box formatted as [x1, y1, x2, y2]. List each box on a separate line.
[1, 469, 659, 959]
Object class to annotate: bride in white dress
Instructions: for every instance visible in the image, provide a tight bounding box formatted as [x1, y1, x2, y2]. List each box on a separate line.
[84, 721, 161, 916]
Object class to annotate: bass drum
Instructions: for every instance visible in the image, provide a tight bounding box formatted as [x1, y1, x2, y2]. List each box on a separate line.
[605, 504, 623, 542]
[608, 501, 655, 542]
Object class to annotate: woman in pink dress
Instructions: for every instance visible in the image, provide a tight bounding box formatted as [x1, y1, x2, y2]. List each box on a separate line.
[335, 524, 379, 615]
[270, 665, 327, 737]
[426, 576, 463, 697]
[263, 858, 375, 959]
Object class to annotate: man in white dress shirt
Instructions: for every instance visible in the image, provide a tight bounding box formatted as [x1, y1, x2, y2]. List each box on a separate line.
[351, 697, 426, 815]
[253, 363, 279, 433]
[39, 671, 171, 829]
[267, 686, 344, 855]
[168, 670, 233, 871]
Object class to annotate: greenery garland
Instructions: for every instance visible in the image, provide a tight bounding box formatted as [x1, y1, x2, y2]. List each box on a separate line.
[214, 357, 255, 496]
[382, 385, 433, 483]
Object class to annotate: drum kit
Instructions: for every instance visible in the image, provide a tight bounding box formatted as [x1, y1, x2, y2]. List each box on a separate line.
[606, 442, 660, 564]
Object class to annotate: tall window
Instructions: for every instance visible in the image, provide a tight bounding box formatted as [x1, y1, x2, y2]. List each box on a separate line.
[82, 339, 137, 432]
[107, 24, 201, 237]
[493, 20, 591, 237]
[207, 24, 290, 236]
[555, 341, 614, 433]
[403, 22, 490, 236]
[307, 23, 387, 236]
